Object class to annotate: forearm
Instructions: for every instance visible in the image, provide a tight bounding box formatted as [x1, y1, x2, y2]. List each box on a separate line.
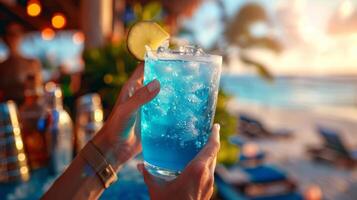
[42, 151, 105, 200]
[42, 131, 119, 200]
[42, 128, 135, 200]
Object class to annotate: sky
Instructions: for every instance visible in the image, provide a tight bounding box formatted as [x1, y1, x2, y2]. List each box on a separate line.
[182, 0, 357, 76]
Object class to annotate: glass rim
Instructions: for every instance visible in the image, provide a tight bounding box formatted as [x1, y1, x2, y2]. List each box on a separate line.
[145, 50, 222, 64]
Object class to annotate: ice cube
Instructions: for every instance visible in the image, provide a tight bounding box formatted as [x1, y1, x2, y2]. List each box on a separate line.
[145, 45, 157, 60]
[187, 94, 202, 104]
[158, 40, 170, 50]
[182, 75, 194, 83]
[164, 66, 174, 73]
[152, 105, 168, 116]
[188, 82, 204, 93]
[177, 45, 207, 56]
[194, 47, 205, 56]
[199, 65, 214, 84]
[156, 41, 172, 59]
[182, 62, 200, 76]
[157, 46, 167, 54]
[195, 140, 203, 148]
[175, 119, 199, 143]
[159, 85, 174, 104]
[179, 45, 195, 55]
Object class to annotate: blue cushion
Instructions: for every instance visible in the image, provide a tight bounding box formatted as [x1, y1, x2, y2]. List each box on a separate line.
[215, 174, 248, 200]
[243, 165, 287, 183]
[239, 152, 265, 161]
[230, 135, 246, 147]
[251, 192, 303, 200]
[240, 115, 261, 126]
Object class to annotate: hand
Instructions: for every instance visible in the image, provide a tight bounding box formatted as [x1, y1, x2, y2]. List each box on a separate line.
[137, 124, 221, 200]
[92, 63, 160, 171]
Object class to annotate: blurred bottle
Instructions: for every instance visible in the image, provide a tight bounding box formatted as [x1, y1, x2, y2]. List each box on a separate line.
[75, 93, 103, 153]
[19, 75, 48, 169]
[0, 101, 30, 183]
[42, 82, 73, 175]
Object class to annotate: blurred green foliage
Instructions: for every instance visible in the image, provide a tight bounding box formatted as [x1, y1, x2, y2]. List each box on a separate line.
[224, 2, 282, 53]
[126, 2, 165, 28]
[214, 1, 278, 81]
[82, 42, 138, 109]
[215, 91, 238, 165]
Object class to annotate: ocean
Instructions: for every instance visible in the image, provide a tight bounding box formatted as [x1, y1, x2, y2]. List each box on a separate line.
[221, 75, 357, 109]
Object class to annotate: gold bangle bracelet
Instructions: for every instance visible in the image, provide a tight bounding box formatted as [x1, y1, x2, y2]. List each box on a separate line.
[81, 141, 118, 188]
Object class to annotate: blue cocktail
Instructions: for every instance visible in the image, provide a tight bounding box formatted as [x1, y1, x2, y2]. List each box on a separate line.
[141, 47, 222, 179]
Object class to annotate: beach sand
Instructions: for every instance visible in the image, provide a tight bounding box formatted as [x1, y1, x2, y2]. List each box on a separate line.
[228, 100, 357, 200]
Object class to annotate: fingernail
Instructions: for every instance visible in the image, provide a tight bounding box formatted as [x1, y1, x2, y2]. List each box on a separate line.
[214, 123, 220, 140]
[214, 123, 220, 132]
[147, 80, 160, 93]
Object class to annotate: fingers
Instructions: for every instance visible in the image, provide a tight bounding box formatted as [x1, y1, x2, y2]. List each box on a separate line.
[137, 125, 220, 200]
[119, 79, 160, 116]
[204, 186, 215, 200]
[129, 62, 145, 83]
[178, 124, 220, 187]
[117, 63, 144, 104]
[209, 156, 217, 176]
[105, 78, 159, 137]
[190, 124, 221, 166]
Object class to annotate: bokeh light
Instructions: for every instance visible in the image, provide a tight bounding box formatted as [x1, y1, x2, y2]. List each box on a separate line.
[104, 74, 113, 84]
[18, 153, 26, 162]
[20, 166, 29, 174]
[94, 110, 103, 122]
[242, 143, 259, 157]
[15, 140, 23, 149]
[27, 1, 41, 17]
[305, 185, 322, 200]
[72, 32, 85, 44]
[41, 28, 55, 40]
[51, 13, 66, 29]
[339, 0, 354, 19]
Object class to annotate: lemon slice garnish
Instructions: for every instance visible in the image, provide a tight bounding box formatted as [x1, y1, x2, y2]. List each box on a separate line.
[127, 21, 170, 61]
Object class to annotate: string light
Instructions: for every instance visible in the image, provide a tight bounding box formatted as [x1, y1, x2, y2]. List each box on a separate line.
[27, 0, 41, 17]
[51, 13, 66, 29]
[41, 28, 55, 40]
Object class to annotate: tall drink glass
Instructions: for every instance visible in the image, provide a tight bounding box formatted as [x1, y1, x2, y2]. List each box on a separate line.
[141, 47, 222, 179]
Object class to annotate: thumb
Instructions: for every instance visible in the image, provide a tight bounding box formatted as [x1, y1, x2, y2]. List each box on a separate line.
[137, 163, 158, 189]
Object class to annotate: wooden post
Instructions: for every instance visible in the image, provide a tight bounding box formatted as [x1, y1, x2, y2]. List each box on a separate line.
[80, 0, 113, 49]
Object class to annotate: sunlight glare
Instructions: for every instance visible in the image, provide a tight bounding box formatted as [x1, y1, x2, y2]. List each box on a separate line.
[339, 0, 354, 19]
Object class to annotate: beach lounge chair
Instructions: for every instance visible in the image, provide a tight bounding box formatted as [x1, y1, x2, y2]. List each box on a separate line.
[308, 126, 357, 167]
[215, 174, 248, 200]
[230, 135, 266, 166]
[215, 164, 301, 200]
[318, 127, 352, 157]
[230, 135, 247, 147]
[238, 114, 292, 139]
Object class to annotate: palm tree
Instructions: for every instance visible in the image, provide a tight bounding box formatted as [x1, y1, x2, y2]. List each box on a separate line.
[214, 1, 282, 81]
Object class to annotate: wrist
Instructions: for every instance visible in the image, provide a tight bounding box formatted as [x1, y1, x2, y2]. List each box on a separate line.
[92, 129, 136, 172]
[92, 133, 121, 172]
[80, 141, 118, 189]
